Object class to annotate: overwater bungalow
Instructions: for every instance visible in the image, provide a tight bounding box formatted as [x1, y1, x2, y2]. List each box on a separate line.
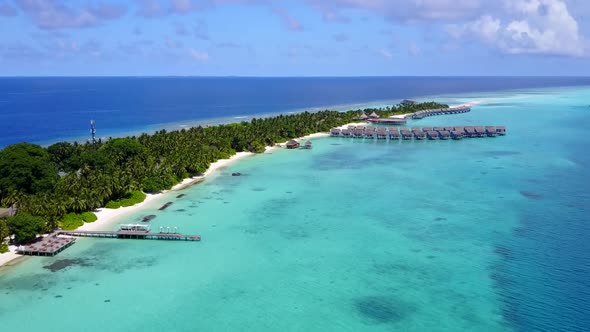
[302, 140, 313, 149]
[353, 129, 364, 138]
[376, 127, 388, 139]
[412, 129, 426, 140]
[439, 130, 451, 140]
[433, 127, 443, 132]
[422, 127, 433, 132]
[330, 128, 341, 136]
[364, 127, 376, 139]
[427, 130, 440, 140]
[464, 127, 476, 138]
[496, 126, 506, 135]
[348, 125, 356, 130]
[400, 129, 413, 140]
[474, 126, 486, 137]
[286, 140, 300, 149]
[443, 126, 454, 131]
[341, 129, 351, 137]
[388, 128, 400, 139]
[485, 126, 497, 137]
[451, 130, 464, 140]
[453, 126, 465, 132]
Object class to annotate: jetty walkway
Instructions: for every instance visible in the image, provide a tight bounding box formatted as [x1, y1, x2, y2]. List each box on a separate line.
[16, 227, 201, 257]
[330, 125, 506, 140]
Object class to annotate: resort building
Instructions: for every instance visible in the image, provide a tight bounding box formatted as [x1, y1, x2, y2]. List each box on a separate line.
[400, 99, 417, 106]
[286, 140, 300, 149]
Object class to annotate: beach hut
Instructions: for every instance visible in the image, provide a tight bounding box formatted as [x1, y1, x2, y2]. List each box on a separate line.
[302, 140, 312, 149]
[330, 128, 341, 136]
[286, 140, 300, 149]
[369, 111, 380, 119]
[360, 112, 369, 120]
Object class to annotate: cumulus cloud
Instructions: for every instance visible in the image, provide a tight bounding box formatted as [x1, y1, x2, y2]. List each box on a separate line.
[447, 0, 587, 57]
[189, 49, 209, 61]
[305, 0, 485, 22]
[272, 8, 304, 32]
[14, 0, 126, 29]
[378, 48, 392, 59]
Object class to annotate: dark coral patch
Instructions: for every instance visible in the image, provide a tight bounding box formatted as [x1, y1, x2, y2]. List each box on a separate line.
[43, 258, 92, 272]
[354, 296, 413, 324]
[520, 191, 543, 200]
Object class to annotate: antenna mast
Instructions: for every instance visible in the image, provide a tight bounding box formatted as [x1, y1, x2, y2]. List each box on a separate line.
[90, 120, 96, 144]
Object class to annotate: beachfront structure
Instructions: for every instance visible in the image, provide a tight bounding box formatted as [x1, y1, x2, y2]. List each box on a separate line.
[401, 99, 417, 106]
[120, 224, 151, 232]
[330, 128, 341, 136]
[474, 126, 486, 137]
[427, 130, 440, 140]
[286, 140, 300, 149]
[0, 205, 16, 218]
[329, 125, 505, 141]
[388, 127, 400, 139]
[439, 131, 451, 140]
[302, 141, 312, 149]
[451, 130, 464, 140]
[369, 112, 380, 119]
[485, 126, 497, 137]
[367, 118, 407, 125]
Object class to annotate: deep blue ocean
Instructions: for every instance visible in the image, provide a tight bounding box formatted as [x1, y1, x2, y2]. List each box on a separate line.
[1, 77, 590, 331]
[1, 76, 590, 147]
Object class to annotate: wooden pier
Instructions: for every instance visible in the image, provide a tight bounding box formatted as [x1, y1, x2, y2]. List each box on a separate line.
[16, 226, 201, 257]
[57, 230, 201, 241]
[330, 125, 506, 141]
[411, 105, 471, 119]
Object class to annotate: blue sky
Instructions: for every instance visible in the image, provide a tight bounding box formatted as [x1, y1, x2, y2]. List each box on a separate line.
[1, 0, 589, 76]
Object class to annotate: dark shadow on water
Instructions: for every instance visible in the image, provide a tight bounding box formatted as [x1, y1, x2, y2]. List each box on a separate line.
[354, 296, 414, 324]
[519, 191, 543, 200]
[43, 258, 94, 272]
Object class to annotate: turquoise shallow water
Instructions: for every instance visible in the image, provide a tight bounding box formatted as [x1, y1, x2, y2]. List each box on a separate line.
[1, 87, 589, 331]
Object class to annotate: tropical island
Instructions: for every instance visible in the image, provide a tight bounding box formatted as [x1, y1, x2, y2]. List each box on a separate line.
[0, 101, 447, 255]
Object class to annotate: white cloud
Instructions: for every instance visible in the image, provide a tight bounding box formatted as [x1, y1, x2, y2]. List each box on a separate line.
[378, 49, 392, 59]
[447, 0, 587, 57]
[189, 49, 209, 62]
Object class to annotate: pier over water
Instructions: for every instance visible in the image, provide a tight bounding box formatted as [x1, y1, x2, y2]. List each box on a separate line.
[16, 224, 201, 257]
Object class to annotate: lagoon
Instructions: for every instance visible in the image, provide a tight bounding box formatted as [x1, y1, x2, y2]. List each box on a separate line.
[1, 86, 589, 331]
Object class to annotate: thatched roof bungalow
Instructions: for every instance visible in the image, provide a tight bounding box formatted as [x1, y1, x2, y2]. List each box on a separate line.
[286, 140, 300, 149]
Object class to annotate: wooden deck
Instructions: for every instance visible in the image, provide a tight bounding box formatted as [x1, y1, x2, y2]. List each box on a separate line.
[16, 232, 76, 256]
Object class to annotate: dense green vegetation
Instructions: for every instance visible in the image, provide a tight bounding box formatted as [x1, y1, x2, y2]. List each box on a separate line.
[105, 191, 146, 209]
[58, 212, 98, 230]
[0, 102, 446, 247]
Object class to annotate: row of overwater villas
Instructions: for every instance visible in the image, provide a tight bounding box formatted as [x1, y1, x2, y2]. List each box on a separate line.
[330, 125, 506, 140]
[412, 106, 471, 119]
